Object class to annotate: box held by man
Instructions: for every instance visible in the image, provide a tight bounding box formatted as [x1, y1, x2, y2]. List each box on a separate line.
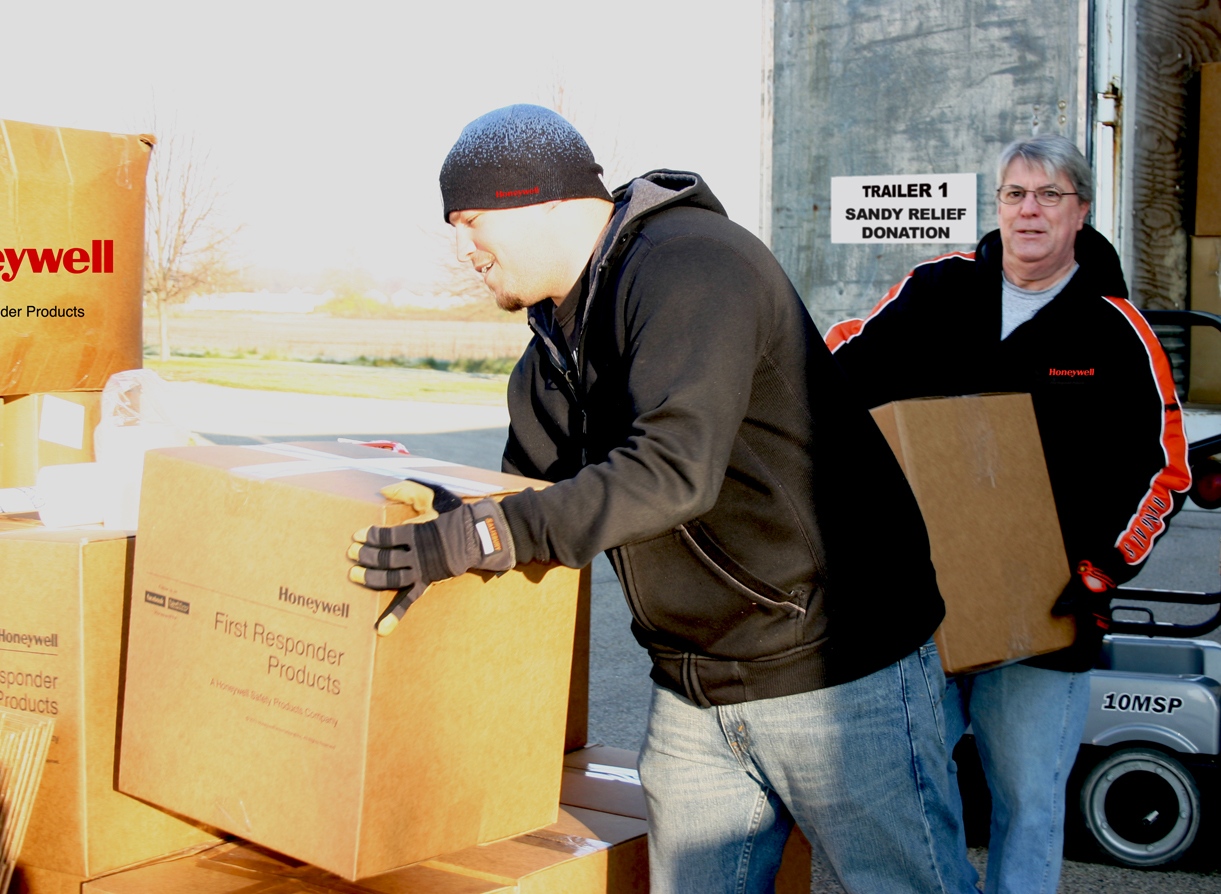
[118, 442, 582, 879]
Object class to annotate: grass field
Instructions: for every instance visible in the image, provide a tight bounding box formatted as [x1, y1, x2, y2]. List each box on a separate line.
[146, 357, 510, 405]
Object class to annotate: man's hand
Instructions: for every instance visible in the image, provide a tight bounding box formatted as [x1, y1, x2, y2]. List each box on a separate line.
[1052, 560, 1115, 616]
[1052, 560, 1114, 649]
[346, 483, 515, 636]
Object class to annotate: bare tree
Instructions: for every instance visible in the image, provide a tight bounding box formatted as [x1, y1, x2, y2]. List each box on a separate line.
[545, 73, 633, 191]
[144, 128, 243, 360]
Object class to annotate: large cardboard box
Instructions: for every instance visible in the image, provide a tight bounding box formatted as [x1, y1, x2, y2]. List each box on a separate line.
[565, 565, 592, 753]
[8, 844, 220, 894]
[7, 864, 85, 894]
[422, 806, 648, 894]
[79, 842, 516, 893]
[1188, 235, 1221, 403]
[0, 392, 102, 487]
[0, 528, 217, 883]
[1196, 64, 1221, 235]
[118, 443, 583, 880]
[0, 120, 151, 397]
[81, 808, 648, 894]
[560, 746, 646, 821]
[870, 394, 1074, 673]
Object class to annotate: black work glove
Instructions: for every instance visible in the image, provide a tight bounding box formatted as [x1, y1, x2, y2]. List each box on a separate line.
[346, 483, 516, 635]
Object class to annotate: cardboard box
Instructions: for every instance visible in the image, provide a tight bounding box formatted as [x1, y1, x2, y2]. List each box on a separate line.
[1196, 64, 1221, 235]
[1, 392, 102, 487]
[7, 863, 86, 894]
[1188, 235, 1221, 402]
[423, 806, 649, 894]
[870, 394, 1074, 673]
[565, 565, 591, 753]
[118, 442, 583, 880]
[82, 815, 646, 894]
[8, 843, 220, 894]
[561, 746, 646, 821]
[81, 842, 516, 894]
[0, 528, 217, 882]
[0, 120, 150, 397]
[0, 514, 42, 534]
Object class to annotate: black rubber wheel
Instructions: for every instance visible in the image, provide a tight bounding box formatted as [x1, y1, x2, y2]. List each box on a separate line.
[1189, 457, 1221, 510]
[1080, 747, 1201, 866]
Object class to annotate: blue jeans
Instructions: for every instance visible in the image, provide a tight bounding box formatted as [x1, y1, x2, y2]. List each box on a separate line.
[944, 663, 1090, 894]
[638, 642, 978, 894]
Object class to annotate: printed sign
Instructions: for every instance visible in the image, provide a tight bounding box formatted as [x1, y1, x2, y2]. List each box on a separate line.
[831, 173, 977, 244]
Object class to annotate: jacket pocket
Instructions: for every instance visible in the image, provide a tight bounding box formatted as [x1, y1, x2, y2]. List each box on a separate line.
[611, 521, 808, 659]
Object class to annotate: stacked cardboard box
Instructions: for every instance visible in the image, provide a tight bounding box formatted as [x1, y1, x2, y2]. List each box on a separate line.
[0, 527, 218, 894]
[0, 119, 151, 498]
[0, 392, 102, 487]
[870, 394, 1073, 674]
[0, 120, 150, 398]
[118, 442, 585, 879]
[0, 710, 57, 893]
[1189, 234, 1221, 402]
[80, 799, 648, 894]
[1191, 64, 1221, 402]
[83, 743, 650, 892]
[80, 842, 517, 893]
[1195, 63, 1221, 237]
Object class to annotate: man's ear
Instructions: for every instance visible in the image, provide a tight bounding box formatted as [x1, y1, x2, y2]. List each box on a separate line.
[1076, 201, 1091, 232]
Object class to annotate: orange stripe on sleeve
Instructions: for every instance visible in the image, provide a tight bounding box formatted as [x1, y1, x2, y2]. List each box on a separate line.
[1103, 296, 1192, 565]
[825, 251, 975, 353]
[825, 318, 864, 352]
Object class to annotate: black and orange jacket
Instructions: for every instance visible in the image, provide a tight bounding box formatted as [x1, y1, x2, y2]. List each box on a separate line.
[497, 171, 945, 707]
[827, 226, 1190, 669]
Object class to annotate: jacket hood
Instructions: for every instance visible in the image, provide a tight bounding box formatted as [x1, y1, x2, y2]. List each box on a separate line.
[593, 170, 728, 274]
[976, 223, 1129, 299]
[526, 170, 730, 367]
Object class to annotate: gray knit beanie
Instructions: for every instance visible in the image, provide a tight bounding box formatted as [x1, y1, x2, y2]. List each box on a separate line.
[439, 104, 611, 222]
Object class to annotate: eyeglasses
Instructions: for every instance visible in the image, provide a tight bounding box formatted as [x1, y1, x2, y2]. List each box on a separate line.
[996, 185, 1079, 206]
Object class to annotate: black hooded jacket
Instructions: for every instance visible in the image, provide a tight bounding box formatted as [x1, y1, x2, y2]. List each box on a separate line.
[828, 226, 1190, 671]
[497, 171, 945, 706]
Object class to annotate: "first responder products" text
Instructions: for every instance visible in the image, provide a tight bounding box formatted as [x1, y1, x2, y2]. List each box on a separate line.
[214, 610, 345, 696]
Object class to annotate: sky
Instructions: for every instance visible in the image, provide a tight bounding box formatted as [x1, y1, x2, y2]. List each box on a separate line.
[1, 1, 765, 285]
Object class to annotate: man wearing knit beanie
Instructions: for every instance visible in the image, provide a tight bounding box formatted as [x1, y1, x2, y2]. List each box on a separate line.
[437, 105, 614, 313]
[348, 105, 975, 894]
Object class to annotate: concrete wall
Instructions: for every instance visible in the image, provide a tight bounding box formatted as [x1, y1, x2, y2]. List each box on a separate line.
[766, 0, 1087, 331]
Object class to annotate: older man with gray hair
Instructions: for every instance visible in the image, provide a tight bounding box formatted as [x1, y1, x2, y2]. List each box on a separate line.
[827, 133, 1190, 893]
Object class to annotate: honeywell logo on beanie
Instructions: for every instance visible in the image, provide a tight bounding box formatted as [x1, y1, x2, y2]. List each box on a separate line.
[440, 104, 611, 221]
[496, 187, 541, 199]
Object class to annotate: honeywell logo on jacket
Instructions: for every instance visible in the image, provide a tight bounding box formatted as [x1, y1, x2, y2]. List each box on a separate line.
[1049, 368, 1094, 377]
[0, 240, 115, 282]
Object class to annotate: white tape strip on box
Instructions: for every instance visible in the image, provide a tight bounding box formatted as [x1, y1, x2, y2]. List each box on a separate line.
[230, 444, 502, 496]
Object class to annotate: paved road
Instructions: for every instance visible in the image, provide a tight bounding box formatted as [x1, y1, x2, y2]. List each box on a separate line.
[165, 381, 1220, 892]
